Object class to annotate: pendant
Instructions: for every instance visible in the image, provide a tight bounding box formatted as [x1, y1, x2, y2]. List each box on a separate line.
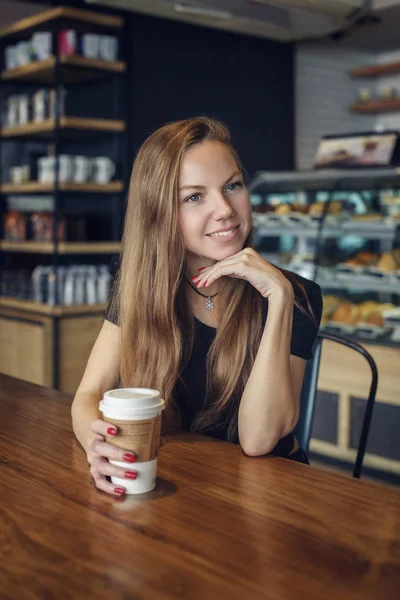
[205, 297, 214, 310]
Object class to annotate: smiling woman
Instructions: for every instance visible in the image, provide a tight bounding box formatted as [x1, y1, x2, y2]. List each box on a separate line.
[178, 141, 252, 301]
[71, 116, 322, 497]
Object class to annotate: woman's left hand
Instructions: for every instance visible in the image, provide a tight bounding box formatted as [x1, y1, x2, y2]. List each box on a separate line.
[192, 248, 294, 300]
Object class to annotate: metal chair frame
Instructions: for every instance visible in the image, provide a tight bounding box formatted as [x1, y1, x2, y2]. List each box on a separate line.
[295, 332, 378, 479]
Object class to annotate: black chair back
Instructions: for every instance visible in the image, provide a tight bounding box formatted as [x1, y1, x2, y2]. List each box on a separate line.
[295, 338, 323, 454]
[295, 332, 378, 478]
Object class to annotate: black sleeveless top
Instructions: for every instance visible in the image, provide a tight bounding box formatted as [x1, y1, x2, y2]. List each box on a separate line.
[105, 273, 322, 458]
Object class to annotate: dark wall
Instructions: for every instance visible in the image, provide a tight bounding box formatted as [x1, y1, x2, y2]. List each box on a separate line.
[127, 13, 294, 177]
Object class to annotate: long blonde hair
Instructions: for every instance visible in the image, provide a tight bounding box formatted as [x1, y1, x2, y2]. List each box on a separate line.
[112, 116, 311, 439]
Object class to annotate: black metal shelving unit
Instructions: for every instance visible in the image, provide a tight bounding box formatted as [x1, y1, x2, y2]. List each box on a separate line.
[0, 6, 128, 388]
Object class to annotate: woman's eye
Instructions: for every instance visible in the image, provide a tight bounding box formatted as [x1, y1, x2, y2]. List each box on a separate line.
[226, 181, 242, 192]
[186, 193, 201, 203]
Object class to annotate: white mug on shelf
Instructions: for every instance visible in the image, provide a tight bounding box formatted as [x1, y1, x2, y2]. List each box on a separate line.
[5, 46, 17, 70]
[82, 33, 100, 59]
[38, 155, 74, 184]
[91, 156, 115, 184]
[10, 166, 24, 185]
[18, 95, 30, 125]
[99, 35, 118, 61]
[73, 155, 92, 183]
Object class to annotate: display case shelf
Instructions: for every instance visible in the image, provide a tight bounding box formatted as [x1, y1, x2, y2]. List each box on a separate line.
[255, 222, 397, 241]
[256, 224, 341, 239]
[317, 276, 400, 295]
[248, 167, 400, 193]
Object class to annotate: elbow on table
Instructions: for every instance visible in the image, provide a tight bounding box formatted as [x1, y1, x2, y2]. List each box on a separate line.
[239, 420, 297, 458]
[240, 431, 281, 457]
[241, 440, 277, 457]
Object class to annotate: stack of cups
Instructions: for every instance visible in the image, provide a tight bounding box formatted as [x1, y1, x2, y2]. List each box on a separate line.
[99, 388, 165, 494]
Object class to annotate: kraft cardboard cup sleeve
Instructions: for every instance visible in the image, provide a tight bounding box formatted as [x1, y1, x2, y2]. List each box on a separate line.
[99, 388, 165, 494]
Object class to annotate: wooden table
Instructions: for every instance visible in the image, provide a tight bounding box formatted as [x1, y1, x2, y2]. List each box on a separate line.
[1, 374, 400, 600]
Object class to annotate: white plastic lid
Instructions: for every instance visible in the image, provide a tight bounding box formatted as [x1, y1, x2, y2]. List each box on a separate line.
[100, 387, 165, 413]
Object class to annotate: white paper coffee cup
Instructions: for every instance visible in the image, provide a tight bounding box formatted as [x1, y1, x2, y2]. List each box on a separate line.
[99, 388, 165, 494]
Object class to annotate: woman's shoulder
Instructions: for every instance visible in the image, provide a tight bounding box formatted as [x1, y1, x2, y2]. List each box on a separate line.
[288, 272, 322, 323]
[288, 271, 322, 308]
[264, 269, 322, 305]
[261, 270, 322, 324]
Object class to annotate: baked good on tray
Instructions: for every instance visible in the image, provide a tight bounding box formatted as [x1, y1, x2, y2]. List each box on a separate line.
[375, 252, 398, 272]
[331, 301, 361, 325]
[321, 295, 341, 324]
[323, 295, 397, 334]
[274, 204, 291, 215]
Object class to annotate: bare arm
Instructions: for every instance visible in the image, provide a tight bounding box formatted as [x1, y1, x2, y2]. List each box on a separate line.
[71, 320, 141, 496]
[238, 290, 306, 456]
[71, 319, 121, 452]
[193, 249, 311, 458]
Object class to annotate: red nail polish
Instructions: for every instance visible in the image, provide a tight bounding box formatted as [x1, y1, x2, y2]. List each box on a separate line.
[198, 267, 206, 272]
[107, 427, 117, 436]
[123, 453, 136, 463]
[191, 276, 199, 281]
[115, 487, 125, 495]
[125, 471, 137, 479]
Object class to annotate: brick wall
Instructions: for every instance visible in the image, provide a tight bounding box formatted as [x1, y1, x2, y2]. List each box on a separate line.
[295, 43, 376, 170]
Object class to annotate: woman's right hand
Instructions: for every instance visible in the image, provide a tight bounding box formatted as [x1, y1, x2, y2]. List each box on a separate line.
[87, 419, 137, 496]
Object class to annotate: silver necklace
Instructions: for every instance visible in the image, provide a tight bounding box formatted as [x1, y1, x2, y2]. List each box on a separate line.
[184, 276, 219, 310]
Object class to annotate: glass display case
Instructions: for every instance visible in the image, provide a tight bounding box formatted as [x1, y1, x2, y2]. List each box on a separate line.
[249, 168, 400, 347]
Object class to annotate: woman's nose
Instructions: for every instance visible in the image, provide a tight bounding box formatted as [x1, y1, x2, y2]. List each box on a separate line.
[212, 193, 235, 218]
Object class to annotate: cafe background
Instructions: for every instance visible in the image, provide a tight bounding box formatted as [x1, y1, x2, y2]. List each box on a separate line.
[0, 0, 399, 485]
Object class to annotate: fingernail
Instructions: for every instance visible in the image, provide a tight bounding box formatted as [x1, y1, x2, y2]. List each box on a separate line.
[115, 487, 125, 495]
[125, 471, 137, 479]
[123, 453, 136, 463]
[198, 267, 206, 272]
[191, 276, 199, 281]
[107, 427, 117, 436]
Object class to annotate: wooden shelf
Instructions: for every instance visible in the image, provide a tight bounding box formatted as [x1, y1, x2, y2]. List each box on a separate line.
[310, 439, 400, 475]
[1, 117, 126, 139]
[0, 181, 124, 194]
[0, 296, 107, 317]
[0, 56, 126, 84]
[0, 241, 121, 254]
[350, 61, 400, 78]
[0, 7, 123, 39]
[350, 99, 400, 113]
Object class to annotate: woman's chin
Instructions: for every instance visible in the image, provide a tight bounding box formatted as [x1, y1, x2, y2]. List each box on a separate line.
[211, 241, 245, 259]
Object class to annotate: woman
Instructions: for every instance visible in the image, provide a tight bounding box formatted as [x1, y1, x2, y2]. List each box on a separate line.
[71, 116, 322, 496]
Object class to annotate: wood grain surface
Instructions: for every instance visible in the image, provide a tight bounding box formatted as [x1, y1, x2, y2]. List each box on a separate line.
[0, 374, 399, 600]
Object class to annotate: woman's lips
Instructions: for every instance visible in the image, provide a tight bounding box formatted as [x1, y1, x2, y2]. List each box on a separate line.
[206, 224, 240, 242]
